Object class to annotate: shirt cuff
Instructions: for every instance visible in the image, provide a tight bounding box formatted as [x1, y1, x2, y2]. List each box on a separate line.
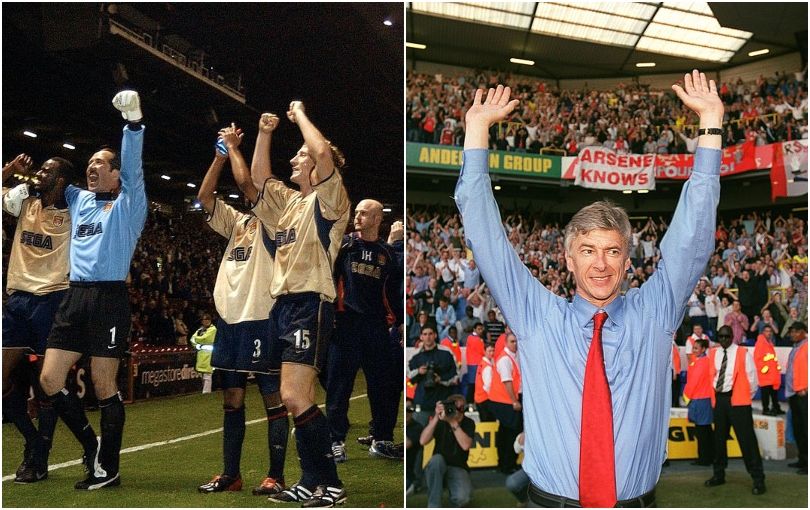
[693, 147, 721, 176]
[461, 149, 489, 175]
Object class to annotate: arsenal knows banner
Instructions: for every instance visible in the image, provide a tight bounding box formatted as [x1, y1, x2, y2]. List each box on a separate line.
[771, 140, 808, 201]
[563, 141, 765, 181]
[575, 148, 655, 190]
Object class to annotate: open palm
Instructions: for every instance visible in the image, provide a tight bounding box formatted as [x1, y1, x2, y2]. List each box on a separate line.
[465, 85, 520, 126]
[671, 69, 724, 120]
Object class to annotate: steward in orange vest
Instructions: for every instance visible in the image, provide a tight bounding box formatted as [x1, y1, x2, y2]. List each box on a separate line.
[753, 326, 783, 415]
[785, 322, 808, 474]
[473, 344, 497, 422]
[683, 338, 713, 465]
[488, 333, 522, 474]
[705, 325, 765, 495]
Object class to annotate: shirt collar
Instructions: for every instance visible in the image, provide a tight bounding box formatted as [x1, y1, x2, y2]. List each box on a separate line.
[572, 293, 624, 328]
[94, 192, 115, 201]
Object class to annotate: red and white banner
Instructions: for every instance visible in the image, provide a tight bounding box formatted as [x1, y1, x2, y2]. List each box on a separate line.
[574, 148, 655, 190]
[563, 141, 773, 181]
[771, 140, 808, 201]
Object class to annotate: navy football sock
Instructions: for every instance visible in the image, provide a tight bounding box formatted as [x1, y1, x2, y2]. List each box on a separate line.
[294, 405, 341, 487]
[3, 384, 38, 445]
[41, 389, 97, 456]
[223, 405, 245, 478]
[266, 404, 289, 480]
[98, 393, 125, 475]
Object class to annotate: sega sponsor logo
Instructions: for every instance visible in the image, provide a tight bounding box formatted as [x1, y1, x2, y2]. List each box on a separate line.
[76, 222, 103, 238]
[20, 230, 53, 249]
[227, 246, 253, 262]
[275, 227, 297, 247]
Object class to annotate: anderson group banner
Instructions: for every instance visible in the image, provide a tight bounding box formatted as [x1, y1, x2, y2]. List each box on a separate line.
[407, 142, 561, 179]
[575, 148, 656, 190]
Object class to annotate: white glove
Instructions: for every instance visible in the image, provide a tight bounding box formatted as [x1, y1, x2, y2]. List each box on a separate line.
[112, 90, 143, 122]
[3, 183, 29, 216]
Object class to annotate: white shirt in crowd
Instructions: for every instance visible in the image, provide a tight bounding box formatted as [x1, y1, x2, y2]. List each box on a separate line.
[711, 343, 758, 398]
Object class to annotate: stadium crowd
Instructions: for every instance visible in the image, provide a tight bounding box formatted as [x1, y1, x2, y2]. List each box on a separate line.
[407, 70, 807, 155]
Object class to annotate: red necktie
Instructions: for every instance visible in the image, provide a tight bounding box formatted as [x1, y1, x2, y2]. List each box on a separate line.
[579, 310, 616, 508]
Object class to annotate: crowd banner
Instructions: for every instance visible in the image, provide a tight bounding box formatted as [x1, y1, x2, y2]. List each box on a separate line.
[406, 142, 561, 179]
[575, 147, 655, 191]
[563, 141, 780, 181]
[771, 139, 809, 200]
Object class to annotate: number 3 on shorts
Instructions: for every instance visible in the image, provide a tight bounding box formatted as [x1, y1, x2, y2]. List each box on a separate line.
[253, 339, 261, 358]
[294, 329, 310, 350]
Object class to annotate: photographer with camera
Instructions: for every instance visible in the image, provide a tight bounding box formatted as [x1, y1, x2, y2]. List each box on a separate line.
[408, 325, 460, 426]
[419, 394, 475, 507]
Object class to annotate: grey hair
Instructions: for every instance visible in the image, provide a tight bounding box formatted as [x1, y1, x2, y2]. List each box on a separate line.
[563, 200, 632, 255]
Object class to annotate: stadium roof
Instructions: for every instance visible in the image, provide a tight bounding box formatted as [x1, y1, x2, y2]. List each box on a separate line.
[3, 4, 403, 213]
[406, 2, 807, 79]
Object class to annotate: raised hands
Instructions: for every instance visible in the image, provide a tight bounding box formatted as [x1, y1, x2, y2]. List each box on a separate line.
[464, 85, 520, 150]
[4, 153, 33, 175]
[287, 101, 305, 124]
[218, 123, 244, 150]
[259, 113, 280, 134]
[388, 220, 404, 244]
[671, 70, 724, 126]
[466, 85, 520, 129]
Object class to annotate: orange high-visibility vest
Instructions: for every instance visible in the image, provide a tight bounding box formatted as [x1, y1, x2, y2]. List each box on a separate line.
[793, 341, 808, 394]
[440, 338, 462, 366]
[489, 351, 521, 405]
[672, 344, 681, 374]
[753, 335, 781, 389]
[494, 333, 506, 357]
[474, 356, 494, 404]
[466, 334, 485, 366]
[406, 377, 415, 400]
[684, 355, 713, 400]
[709, 346, 752, 407]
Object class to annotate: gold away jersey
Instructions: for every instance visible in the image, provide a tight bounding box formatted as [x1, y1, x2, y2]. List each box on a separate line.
[255, 171, 350, 302]
[2, 189, 70, 295]
[207, 199, 276, 323]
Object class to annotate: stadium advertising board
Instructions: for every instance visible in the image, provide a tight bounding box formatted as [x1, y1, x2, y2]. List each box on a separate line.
[771, 139, 809, 200]
[407, 142, 561, 179]
[575, 147, 656, 190]
[130, 351, 203, 399]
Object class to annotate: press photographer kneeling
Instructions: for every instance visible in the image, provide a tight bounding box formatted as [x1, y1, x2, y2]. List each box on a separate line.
[419, 394, 476, 508]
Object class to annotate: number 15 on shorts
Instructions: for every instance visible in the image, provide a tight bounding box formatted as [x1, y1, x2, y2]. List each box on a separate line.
[294, 329, 310, 350]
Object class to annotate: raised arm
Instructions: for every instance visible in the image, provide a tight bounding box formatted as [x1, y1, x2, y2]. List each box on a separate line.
[219, 124, 257, 204]
[250, 113, 279, 191]
[287, 101, 334, 184]
[112, 90, 147, 231]
[197, 151, 228, 215]
[456, 85, 557, 341]
[640, 70, 723, 331]
[2, 154, 33, 184]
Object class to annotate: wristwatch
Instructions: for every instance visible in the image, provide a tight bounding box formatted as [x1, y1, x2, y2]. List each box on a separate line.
[697, 127, 723, 136]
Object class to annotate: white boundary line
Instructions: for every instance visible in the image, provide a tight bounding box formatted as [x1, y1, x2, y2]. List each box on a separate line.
[3, 393, 368, 482]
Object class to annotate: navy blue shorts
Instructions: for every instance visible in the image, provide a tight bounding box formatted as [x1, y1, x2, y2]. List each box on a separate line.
[211, 318, 277, 374]
[2, 290, 67, 355]
[269, 293, 333, 373]
[220, 370, 279, 395]
[47, 282, 130, 358]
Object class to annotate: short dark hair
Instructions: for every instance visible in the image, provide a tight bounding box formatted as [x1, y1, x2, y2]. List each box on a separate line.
[97, 145, 121, 172]
[420, 324, 437, 334]
[696, 339, 709, 350]
[473, 322, 483, 329]
[50, 157, 75, 183]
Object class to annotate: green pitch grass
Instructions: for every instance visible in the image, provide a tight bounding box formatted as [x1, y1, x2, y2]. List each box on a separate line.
[3, 374, 403, 507]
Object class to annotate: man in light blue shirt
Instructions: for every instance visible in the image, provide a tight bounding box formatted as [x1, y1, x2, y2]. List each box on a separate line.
[455, 70, 723, 507]
[37, 91, 146, 491]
